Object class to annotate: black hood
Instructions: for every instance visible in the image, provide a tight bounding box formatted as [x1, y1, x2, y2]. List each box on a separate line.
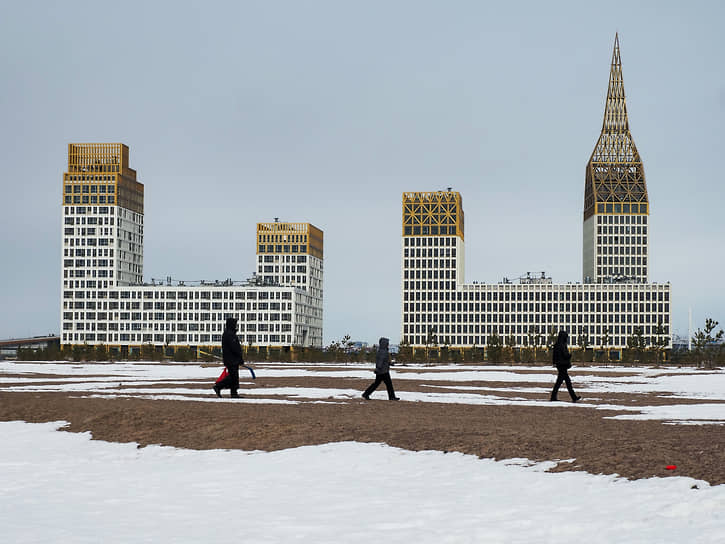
[378, 337, 389, 350]
[225, 317, 238, 331]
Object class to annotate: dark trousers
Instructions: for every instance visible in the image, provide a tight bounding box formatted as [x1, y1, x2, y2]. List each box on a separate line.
[364, 372, 397, 399]
[551, 366, 577, 400]
[217, 366, 239, 396]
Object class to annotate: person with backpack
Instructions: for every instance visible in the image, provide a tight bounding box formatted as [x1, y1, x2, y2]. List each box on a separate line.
[362, 337, 400, 401]
[550, 330, 581, 402]
[213, 317, 243, 398]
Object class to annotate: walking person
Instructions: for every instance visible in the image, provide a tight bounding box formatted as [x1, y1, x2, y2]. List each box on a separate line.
[550, 330, 581, 402]
[213, 317, 243, 398]
[362, 337, 399, 401]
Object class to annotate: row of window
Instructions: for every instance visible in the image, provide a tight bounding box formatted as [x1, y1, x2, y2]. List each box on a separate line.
[598, 266, 647, 277]
[65, 300, 293, 311]
[404, 271, 457, 283]
[403, 309, 669, 325]
[598, 257, 647, 266]
[597, 244, 646, 255]
[258, 244, 308, 254]
[63, 312, 294, 324]
[403, 287, 669, 302]
[64, 195, 115, 204]
[406, 323, 667, 337]
[64, 206, 114, 215]
[597, 236, 647, 251]
[258, 234, 308, 243]
[63, 248, 113, 258]
[260, 265, 307, 273]
[260, 276, 308, 285]
[64, 184, 115, 194]
[62, 233, 113, 246]
[63, 227, 115, 237]
[63, 289, 295, 301]
[63, 333, 294, 345]
[404, 332, 656, 348]
[66, 175, 116, 181]
[404, 301, 668, 313]
[259, 255, 308, 263]
[597, 225, 647, 235]
[403, 225, 458, 236]
[404, 236, 458, 247]
[64, 259, 111, 267]
[404, 247, 456, 258]
[404, 259, 457, 270]
[596, 203, 648, 214]
[64, 216, 113, 225]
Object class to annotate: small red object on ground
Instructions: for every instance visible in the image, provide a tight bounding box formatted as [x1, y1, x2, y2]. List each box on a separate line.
[665, 465, 677, 470]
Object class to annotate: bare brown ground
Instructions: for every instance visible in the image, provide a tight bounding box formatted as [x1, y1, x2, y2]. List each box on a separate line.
[1, 379, 723, 485]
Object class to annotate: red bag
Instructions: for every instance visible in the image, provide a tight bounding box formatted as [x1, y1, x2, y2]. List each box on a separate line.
[216, 368, 228, 384]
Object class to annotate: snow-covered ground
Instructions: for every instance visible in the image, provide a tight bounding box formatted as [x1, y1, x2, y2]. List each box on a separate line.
[0, 421, 723, 543]
[1, 361, 724, 542]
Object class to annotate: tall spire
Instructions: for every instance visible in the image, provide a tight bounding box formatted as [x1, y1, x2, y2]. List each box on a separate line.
[603, 33, 628, 132]
[583, 33, 648, 220]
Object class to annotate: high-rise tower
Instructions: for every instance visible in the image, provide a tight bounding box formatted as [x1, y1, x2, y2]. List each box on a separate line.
[256, 221, 324, 298]
[62, 143, 144, 290]
[583, 34, 649, 284]
[61, 144, 145, 345]
[401, 191, 465, 346]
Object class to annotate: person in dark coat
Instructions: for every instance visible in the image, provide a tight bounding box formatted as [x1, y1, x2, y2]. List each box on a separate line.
[213, 317, 243, 398]
[362, 337, 399, 401]
[550, 330, 581, 402]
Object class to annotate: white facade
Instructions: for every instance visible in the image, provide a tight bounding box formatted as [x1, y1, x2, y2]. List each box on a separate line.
[583, 213, 649, 284]
[60, 148, 323, 351]
[400, 200, 671, 350]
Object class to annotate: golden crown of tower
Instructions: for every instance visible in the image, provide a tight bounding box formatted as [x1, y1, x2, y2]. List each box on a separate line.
[584, 34, 649, 220]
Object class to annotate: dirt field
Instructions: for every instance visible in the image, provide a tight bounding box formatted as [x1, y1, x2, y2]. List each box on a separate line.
[1, 363, 723, 485]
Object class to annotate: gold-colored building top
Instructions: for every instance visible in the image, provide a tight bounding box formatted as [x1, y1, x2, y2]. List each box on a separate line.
[402, 191, 464, 240]
[584, 34, 648, 220]
[257, 222, 324, 260]
[63, 143, 144, 214]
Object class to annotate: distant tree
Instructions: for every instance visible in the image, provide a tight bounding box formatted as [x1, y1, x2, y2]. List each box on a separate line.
[439, 338, 450, 363]
[325, 334, 354, 363]
[650, 321, 670, 365]
[94, 343, 108, 362]
[545, 327, 559, 364]
[16, 347, 31, 361]
[44, 342, 61, 361]
[423, 327, 438, 364]
[526, 326, 543, 363]
[172, 346, 192, 362]
[397, 339, 412, 365]
[575, 334, 592, 363]
[546, 327, 558, 349]
[504, 335, 517, 363]
[486, 333, 503, 364]
[624, 327, 647, 365]
[602, 328, 612, 349]
[141, 343, 156, 361]
[599, 328, 613, 363]
[71, 344, 85, 362]
[692, 318, 724, 369]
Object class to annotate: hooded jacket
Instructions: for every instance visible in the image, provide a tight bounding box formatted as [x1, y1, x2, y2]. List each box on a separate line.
[222, 318, 243, 368]
[552, 331, 572, 369]
[374, 337, 391, 374]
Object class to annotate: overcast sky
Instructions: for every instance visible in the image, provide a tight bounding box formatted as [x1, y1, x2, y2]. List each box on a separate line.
[1, 1, 723, 346]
